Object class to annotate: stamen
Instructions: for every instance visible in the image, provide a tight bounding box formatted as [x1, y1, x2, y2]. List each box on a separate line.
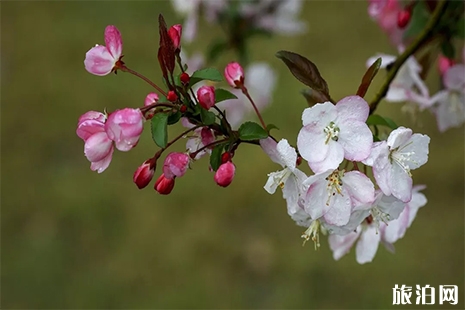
[323, 122, 340, 144]
[301, 220, 321, 250]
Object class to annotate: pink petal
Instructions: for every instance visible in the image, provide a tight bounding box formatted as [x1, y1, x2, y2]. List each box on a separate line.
[338, 120, 373, 161]
[90, 146, 114, 173]
[335, 96, 369, 122]
[443, 64, 465, 91]
[84, 132, 113, 162]
[76, 119, 105, 141]
[328, 230, 360, 261]
[260, 137, 281, 165]
[104, 25, 123, 59]
[355, 225, 380, 264]
[78, 111, 106, 124]
[84, 45, 115, 76]
[308, 141, 344, 174]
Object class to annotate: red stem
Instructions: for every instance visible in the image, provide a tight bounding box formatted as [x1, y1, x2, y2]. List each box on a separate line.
[120, 65, 167, 97]
[240, 86, 267, 130]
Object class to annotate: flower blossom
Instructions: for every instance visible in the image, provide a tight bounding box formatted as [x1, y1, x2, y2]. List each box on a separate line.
[260, 138, 307, 217]
[181, 118, 215, 160]
[297, 96, 373, 174]
[105, 108, 144, 152]
[368, 0, 404, 46]
[84, 25, 123, 76]
[363, 127, 430, 202]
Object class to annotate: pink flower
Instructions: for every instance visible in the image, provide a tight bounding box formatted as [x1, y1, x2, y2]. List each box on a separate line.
[105, 108, 144, 152]
[133, 160, 155, 189]
[224, 62, 245, 88]
[154, 174, 175, 195]
[363, 127, 430, 202]
[197, 86, 216, 110]
[182, 118, 215, 160]
[302, 169, 375, 226]
[168, 24, 182, 50]
[84, 25, 123, 76]
[163, 152, 190, 179]
[77, 111, 114, 173]
[297, 96, 373, 174]
[368, 0, 404, 46]
[214, 162, 236, 187]
[144, 93, 159, 106]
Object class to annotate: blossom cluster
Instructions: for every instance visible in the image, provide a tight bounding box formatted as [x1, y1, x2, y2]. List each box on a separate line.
[75, 0, 464, 265]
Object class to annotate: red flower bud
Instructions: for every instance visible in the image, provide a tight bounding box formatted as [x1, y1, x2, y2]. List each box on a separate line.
[397, 10, 411, 29]
[221, 152, 231, 163]
[168, 24, 182, 50]
[180, 72, 190, 85]
[133, 160, 155, 189]
[197, 85, 216, 110]
[167, 90, 178, 102]
[214, 162, 235, 187]
[180, 105, 187, 113]
[154, 173, 175, 195]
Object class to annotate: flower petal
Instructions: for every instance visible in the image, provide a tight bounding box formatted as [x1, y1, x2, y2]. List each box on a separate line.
[343, 171, 375, 206]
[328, 230, 360, 261]
[297, 125, 329, 164]
[277, 139, 297, 170]
[301, 102, 336, 127]
[90, 146, 114, 173]
[84, 132, 113, 162]
[338, 120, 373, 161]
[308, 141, 344, 174]
[84, 45, 115, 76]
[389, 162, 413, 202]
[104, 25, 123, 59]
[335, 95, 369, 122]
[387, 126, 412, 149]
[355, 225, 380, 264]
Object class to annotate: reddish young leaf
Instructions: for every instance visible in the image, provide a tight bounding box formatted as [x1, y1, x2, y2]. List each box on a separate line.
[356, 57, 382, 98]
[276, 50, 330, 100]
[158, 14, 175, 76]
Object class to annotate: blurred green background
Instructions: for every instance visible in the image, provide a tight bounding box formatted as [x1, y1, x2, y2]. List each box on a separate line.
[2, 1, 463, 309]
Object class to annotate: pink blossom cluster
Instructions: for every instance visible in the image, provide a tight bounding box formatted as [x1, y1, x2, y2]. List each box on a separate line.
[261, 95, 429, 263]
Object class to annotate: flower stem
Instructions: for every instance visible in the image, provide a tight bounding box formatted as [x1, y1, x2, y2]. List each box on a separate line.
[154, 125, 202, 160]
[120, 65, 168, 97]
[241, 86, 267, 130]
[369, 0, 448, 114]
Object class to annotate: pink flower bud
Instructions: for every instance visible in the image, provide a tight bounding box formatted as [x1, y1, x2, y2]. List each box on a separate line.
[84, 25, 123, 76]
[180, 72, 190, 84]
[438, 54, 455, 76]
[224, 62, 244, 88]
[105, 108, 144, 152]
[154, 173, 175, 195]
[168, 24, 182, 50]
[163, 152, 190, 179]
[133, 160, 155, 189]
[214, 162, 236, 187]
[197, 86, 216, 110]
[145, 92, 159, 106]
[167, 90, 178, 102]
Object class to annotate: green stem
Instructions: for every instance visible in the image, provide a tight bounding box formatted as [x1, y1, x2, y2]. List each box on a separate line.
[369, 0, 448, 114]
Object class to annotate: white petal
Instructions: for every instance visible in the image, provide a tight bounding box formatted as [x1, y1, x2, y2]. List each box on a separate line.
[301, 102, 336, 126]
[308, 141, 344, 174]
[277, 139, 297, 170]
[355, 226, 380, 264]
[389, 162, 413, 202]
[387, 127, 412, 149]
[342, 171, 375, 206]
[328, 230, 360, 261]
[335, 95, 369, 122]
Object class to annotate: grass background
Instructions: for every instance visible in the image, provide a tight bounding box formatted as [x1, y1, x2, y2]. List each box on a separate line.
[2, 1, 464, 308]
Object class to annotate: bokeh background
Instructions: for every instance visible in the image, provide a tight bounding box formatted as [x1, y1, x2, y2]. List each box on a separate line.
[2, 1, 464, 309]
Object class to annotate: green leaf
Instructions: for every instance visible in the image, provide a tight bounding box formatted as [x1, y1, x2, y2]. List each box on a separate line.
[403, 1, 430, 39]
[276, 50, 330, 100]
[151, 113, 168, 148]
[200, 108, 216, 125]
[357, 57, 382, 98]
[441, 41, 455, 59]
[266, 124, 280, 132]
[238, 121, 268, 141]
[190, 68, 223, 86]
[215, 88, 238, 103]
[167, 111, 182, 125]
[367, 114, 398, 130]
[210, 144, 224, 171]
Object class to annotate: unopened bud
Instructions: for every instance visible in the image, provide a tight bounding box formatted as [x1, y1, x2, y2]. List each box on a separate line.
[145, 92, 159, 106]
[197, 86, 216, 110]
[163, 152, 190, 179]
[180, 72, 190, 85]
[397, 10, 411, 29]
[133, 160, 155, 189]
[167, 90, 178, 102]
[224, 62, 244, 88]
[214, 162, 235, 187]
[168, 24, 182, 50]
[154, 173, 175, 195]
[221, 152, 231, 163]
[180, 105, 187, 113]
[438, 54, 455, 76]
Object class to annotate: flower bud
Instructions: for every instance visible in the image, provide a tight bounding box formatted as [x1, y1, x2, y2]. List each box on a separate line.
[180, 72, 190, 85]
[145, 92, 159, 106]
[154, 173, 175, 195]
[163, 152, 190, 179]
[221, 152, 231, 164]
[168, 24, 182, 50]
[397, 9, 411, 29]
[180, 105, 187, 113]
[133, 160, 155, 189]
[438, 54, 455, 76]
[167, 90, 178, 102]
[105, 108, 144, 152]
[214, 162, 235, 187]
[197, 86, 216, 110]
[224, 62, 245, 88]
